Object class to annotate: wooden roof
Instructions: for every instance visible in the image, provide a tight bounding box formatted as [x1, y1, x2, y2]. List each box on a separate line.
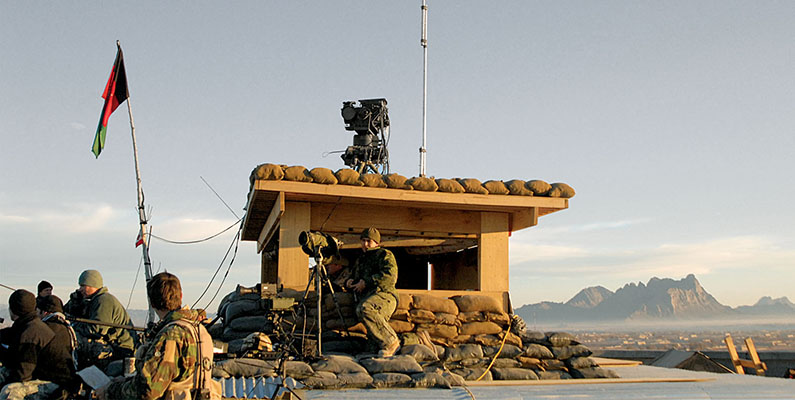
[242, 180, 569, 241]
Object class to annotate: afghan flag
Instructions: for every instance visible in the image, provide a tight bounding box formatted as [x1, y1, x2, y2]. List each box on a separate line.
[92, 43, 129, 158]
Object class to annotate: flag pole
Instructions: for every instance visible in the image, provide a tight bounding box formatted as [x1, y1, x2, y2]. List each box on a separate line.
[119, 40, 155, 324]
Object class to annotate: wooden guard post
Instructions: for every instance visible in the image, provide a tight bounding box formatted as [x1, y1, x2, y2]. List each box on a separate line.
[724, 333, 767, 375]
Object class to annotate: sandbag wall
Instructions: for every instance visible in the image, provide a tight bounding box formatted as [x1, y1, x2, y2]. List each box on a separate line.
[249, 163, 576, 198]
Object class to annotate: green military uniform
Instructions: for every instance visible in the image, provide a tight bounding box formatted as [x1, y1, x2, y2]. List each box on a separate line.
[352, 246, 399, 351]
[105, 309, 209, 400]
[66, 286, 135, 362]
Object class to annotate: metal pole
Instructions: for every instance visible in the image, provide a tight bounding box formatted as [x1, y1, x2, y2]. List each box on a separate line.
[420, 0, 428, 177]
[120, 42, 155, 324]
[316, 260, 323, 357]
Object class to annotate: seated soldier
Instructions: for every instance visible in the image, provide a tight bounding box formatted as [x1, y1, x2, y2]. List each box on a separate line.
[64, 269, 136, 368]
[325, 255, 352, 292]
[36, 295, 78, 391]
[98, 272, 221, 399]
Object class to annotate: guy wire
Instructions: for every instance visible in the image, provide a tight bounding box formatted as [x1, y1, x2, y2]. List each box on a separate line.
[191, 222, 242, 308]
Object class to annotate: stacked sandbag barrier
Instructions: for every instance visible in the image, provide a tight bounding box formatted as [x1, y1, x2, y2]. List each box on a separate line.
[248, 163, 576, 198]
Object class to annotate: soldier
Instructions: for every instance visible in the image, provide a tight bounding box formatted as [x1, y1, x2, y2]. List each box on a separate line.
[36, 281, 52, 300]
[97, 272, 221, 400]
[36, 296, 78, 382]
[346, 227, 400, 356]
[64, 269, 136, 368]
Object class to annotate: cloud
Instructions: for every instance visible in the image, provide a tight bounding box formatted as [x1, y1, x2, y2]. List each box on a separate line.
[0, 204, 123, 234]
[0, 214, 31, 223]
[540, 218, 653, 234]
[510, 242, 589, 264]
[70, 122, 86, 130]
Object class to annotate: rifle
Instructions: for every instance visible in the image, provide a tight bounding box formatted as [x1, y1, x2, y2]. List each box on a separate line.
[67, 316, 147, 332]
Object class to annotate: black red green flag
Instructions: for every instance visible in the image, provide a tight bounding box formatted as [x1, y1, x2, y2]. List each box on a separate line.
[92, 43, 129, 158]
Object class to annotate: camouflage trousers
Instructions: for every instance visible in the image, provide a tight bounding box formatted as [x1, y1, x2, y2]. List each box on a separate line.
[355, 292, 398, 351]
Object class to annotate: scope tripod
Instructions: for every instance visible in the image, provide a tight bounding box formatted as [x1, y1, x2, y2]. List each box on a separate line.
[298, 255, 349, 357]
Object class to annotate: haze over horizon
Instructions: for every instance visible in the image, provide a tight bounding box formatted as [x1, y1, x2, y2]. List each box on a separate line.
[2, 2, 794, 311]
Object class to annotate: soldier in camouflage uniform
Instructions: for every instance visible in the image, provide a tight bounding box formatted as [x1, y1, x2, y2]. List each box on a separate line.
[98, 272, 220, 400]
[346, 227, 401, 356]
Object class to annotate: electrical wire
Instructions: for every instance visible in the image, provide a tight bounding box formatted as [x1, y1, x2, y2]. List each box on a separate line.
[190, 222, 242, 309]
[150, 219, 241, 245]
[204, 227, 242, 310]
[126, 254, 144, 309]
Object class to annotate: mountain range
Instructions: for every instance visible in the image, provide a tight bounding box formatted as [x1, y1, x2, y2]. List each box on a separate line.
[516, 274, 795, 325]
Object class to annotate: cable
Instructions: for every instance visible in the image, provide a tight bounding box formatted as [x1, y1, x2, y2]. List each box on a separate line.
[200, 176, 239, 219]
[126, 254, 144, 309]
[204, 227, 242, 310]
[190, 224, 242, 309]
[474, 325, 511, 382]
[150, 219, 241, 245]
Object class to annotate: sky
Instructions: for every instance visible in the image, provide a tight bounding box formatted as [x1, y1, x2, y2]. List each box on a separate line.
[1, 1, 794, 314]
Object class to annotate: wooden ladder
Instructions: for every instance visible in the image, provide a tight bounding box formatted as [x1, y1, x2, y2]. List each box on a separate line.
[724, 333, 767, 375]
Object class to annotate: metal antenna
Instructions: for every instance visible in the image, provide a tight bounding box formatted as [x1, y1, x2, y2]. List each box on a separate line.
[420, 0, 429, 177]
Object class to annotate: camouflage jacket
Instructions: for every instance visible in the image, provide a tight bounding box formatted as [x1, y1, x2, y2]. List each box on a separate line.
[107, 309, 205, 400]
[352, 247, 398, 300]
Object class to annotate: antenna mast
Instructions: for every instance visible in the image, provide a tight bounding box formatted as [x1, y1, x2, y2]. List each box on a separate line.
[420, 0, 428, 177]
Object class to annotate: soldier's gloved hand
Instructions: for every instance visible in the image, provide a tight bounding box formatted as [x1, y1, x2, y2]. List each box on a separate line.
[70, 290, 82, 301]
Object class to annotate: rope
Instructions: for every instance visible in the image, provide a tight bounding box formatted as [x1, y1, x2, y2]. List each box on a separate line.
[150, 219, 240, 245]
[474, 325, 511, 382]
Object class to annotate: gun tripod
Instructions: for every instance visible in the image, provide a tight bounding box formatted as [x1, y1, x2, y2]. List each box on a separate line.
[298, 256, 349, 358]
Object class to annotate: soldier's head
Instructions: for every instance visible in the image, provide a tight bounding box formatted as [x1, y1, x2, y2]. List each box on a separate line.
[9, 289, 36, 321]
[37, 280, 53, 297]
[360, 227, 381, 250]
[78, 269, 103, 297]
[147, 272, 182, 313]
[36, 294, 64, 318]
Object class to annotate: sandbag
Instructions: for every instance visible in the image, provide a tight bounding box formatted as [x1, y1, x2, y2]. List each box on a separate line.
[397, 293, 413, 310]
[451, 294, 503, 313]
[410, 372, 451, 389]
[391, 309, 410, 321]
[460, 321, 503, 336]
[400, 332, 420, 346]
[522, 330, 547, 343]
[360, 173, 387, 188]
[523, 343, 554, 359]
[411, 294, 458, 314]
[551, 344, 592, 360]
[407, 176, 438, 192]
[492, 368, 539, 380]
[322, 339, 367, 354]
[537, 370, 571, 380]
[542, 359, 567, 370]
[472, 334, 504, 347]
[224, 299, 261, 322]
[525, 180, 551, 196]
[283, 165, 313, 182]
[566, 356, 599, 369]
[228, 316, 272, 332]
[214, 358, 278, 378]
[548, 182, 576, 198]
[442, 344, 483, 362]
[336, 372, 374, 388]
[326, 319, 366, 334]
[416, 323, 458, 339]
[505, 179, 533, 196]
[485, 311, 511, 326]
[547, 331, 577, 347]
[517, 356, 542, 369]
[383, 173, 413, 190]
[324, 292, 356, 309]
[311, 355, 368, 374]
[569, 367, 619, 379]
[389, 320, 415, 333]
[207, 323, 224, 339]
[409, 309, 436, 324]
[482, 344, 523, 359]
[442, 371, 466, 386]
[309, 167, 338, 184]
[336, 168, 363, 186]
[399, 344, 439, 363]
[434, 312, 460, 326]
[226, 338, 245, 354]
[451, 368, 491, 381]
[302, 371, 339, 389]
[252, 163, 284, 181]
[457, 178, 489, 195]
[360, 355, 423, 374]
[222, 327, 255, 341]
[458, 312, 486, 323]
[285, 361, 315, 379]
[371, 372, 412, 388]
[436, 178, 465, 193]
[483, 180, 509, 195]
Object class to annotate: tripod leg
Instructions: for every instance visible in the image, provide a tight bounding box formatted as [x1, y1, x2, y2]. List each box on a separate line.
[318, 265, 348, 326]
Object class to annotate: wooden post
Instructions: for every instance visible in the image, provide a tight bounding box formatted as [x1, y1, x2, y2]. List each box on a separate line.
[478, 212, 509, 293]
[278, 202, 311, 290]
[725, 333, 767, 376]
[725, 334, 744, 374]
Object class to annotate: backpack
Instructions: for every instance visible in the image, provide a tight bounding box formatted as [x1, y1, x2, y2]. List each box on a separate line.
[161, 319, 222, 400]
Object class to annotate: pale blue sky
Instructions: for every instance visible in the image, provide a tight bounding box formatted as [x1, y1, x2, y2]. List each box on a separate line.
[1, 1, 794, 311]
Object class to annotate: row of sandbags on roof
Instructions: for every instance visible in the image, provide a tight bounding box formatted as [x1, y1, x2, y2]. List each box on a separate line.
[249, 163, 575, 198]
